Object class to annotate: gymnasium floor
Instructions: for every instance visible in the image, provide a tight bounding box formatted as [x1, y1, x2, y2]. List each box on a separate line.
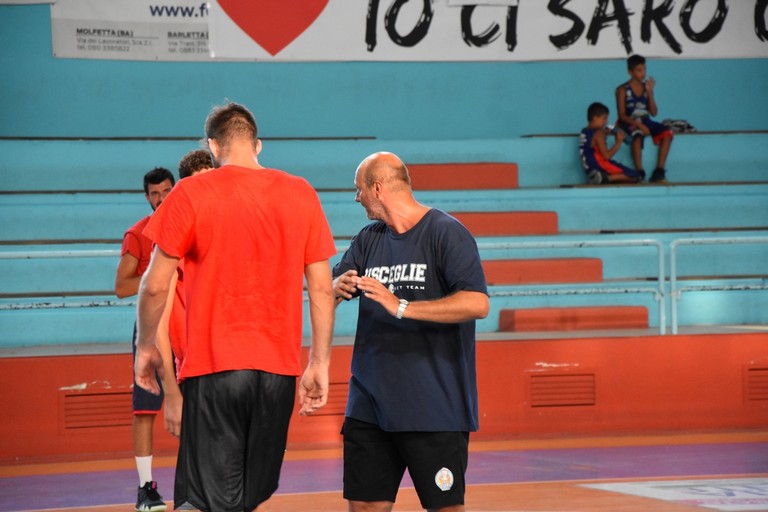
[1, 431, 767, 512]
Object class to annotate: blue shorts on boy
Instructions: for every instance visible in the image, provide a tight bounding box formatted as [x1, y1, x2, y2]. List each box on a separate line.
[618, 116, 673, 148]
[617, 80, 673, 148]
[579, 127, 641, 183]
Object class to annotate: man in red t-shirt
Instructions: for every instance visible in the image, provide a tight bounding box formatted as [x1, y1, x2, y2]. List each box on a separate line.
[134, 103, 336, 512]
[115, 166, 174, 512]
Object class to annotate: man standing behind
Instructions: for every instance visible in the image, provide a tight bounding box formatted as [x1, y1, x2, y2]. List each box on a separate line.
[333, 152, 489, 512]
[156, 149, 215, 438]
[177, 149, 214, 180]
[134, 102, 337, 512]
[115, 166, 175, 512]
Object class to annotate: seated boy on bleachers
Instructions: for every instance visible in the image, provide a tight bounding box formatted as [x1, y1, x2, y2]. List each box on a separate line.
[579, 102, 643, 185]
[616, 54, 674, 183]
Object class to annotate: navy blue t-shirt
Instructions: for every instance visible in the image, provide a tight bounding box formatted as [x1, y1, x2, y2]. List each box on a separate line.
[333, 209, 488, 432]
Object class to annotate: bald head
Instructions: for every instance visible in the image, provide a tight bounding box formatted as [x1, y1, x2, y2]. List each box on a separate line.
[353, 151, 429, 230]
[356, 152, 412, 191]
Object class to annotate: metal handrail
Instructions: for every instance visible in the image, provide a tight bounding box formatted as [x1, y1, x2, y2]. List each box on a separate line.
[1, 299, 131, 310]
[0, 249, 121, 259]
[476, 239, 666, 334]
[1, 240, 667, 332]
[669, 236, 768, 334]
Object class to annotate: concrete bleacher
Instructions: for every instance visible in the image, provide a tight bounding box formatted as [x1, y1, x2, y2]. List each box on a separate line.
[4, 132, 768, 191]
[515, 131, 768, 187]
[1, 133, 767, 350]
[4, 184, 767, 243]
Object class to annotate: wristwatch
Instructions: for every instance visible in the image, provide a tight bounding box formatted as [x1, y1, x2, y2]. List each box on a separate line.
[395, 299, 409, 320]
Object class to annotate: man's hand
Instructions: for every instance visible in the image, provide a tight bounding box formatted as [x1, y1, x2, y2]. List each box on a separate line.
[298, 364, 329, 416]
[355, 276, 399, 316]
[164, 387, 182, 437]
[333, 269, 359, 300]
[134, 344, 164, 396]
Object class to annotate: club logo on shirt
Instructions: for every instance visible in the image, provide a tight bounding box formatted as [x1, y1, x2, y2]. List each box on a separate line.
[435, 467, 454, 491]
[364, 263, 427, 293]
[365, 263, 427, 284]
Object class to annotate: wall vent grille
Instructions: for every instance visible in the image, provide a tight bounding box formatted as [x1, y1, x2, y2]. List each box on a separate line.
[62, 391, 132, 430]
[529, 373, 596, 407]
[745, 367, 768, 403]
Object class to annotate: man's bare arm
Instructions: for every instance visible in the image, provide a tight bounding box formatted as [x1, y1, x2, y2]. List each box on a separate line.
[115, 253, 141, 298]
[135, 246, 179, 394]
[298, 259, 335, 415]
[355, 276, 490, 323]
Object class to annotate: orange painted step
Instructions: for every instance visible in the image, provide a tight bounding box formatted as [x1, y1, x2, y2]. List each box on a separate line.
[407, 162, 518, 190]
[499, 306, 649, 332]
[451, 211, 558, 236]
[482, 258, 603, 285]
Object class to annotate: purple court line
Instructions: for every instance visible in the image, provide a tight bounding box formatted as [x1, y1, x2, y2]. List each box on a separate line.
[1, 442, 766, 511]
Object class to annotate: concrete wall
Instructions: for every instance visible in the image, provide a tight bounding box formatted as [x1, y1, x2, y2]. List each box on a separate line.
[2, 4, 767, 140]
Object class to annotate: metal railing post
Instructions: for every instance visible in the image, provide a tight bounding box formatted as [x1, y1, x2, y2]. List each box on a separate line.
[669, 236, 768, 334]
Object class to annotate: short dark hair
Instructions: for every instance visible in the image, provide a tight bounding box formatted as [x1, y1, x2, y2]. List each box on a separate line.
[143, 167, 175, 194]
[587, 102, 609, 121]
[178, 149, 214, 179]
[204, 102, 258, 150]
[627, 54, 646, 71]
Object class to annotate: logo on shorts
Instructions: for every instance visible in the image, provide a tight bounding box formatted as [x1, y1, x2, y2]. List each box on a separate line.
[434, 467, 454, 491]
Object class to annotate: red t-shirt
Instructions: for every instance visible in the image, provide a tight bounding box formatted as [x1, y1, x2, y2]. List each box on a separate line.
[121, 216, 153, 276]
[143, 165, 336, 380]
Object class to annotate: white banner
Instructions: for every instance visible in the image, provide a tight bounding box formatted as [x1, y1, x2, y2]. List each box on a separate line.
[448, 0, 519, 6]
[51, 0, 213, 61]
[51, 0, 768, 62]
[208, 0, 768, 61]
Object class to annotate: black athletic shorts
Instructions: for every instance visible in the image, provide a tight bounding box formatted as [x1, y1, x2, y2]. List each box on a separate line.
[173, 369, 296, 512]
[131, 322, 163, 413]
[342, 417, 469, 509]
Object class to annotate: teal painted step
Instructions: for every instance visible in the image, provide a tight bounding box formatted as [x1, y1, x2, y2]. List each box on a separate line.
[516, 132, 768, 187]
[0, 244, 120, 295]
[2, 279, 767, 349]
[0, 193, 148, 241]
[673, 281, 768, 327]
[324, 275, 764, 334]
[10, 183, 735, 240]
[0, 293, 361, 349]
[0, 301, 136, 348]
[3, 230, 766, 296]
[0, 138, 524, 192]
[2, 133, 767, 192]
[1, 227, 766, 297]
[477, 230, 768, 281]
[320, 184, 768, 236]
